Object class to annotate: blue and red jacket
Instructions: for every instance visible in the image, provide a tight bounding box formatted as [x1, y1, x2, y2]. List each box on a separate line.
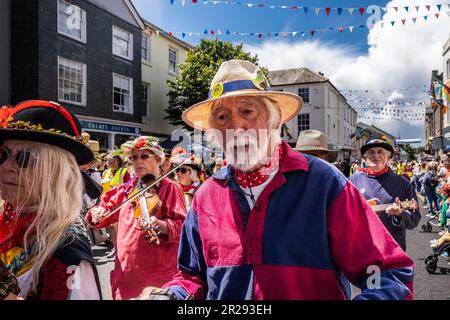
[163, 142, 414, 300]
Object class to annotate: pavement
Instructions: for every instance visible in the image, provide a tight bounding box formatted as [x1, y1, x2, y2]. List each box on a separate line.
[94, 194, 450, 300]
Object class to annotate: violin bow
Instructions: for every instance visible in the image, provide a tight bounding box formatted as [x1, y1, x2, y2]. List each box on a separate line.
[93, 155, 196, 222]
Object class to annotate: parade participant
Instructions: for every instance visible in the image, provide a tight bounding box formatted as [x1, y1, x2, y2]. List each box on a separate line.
[101, 151, 131, 193]
[161, 150, 176, 181]
[213, 157, 225, 174]
[350, 138, 421, 251]
[85, 136, 187, 300]
[134, 60, 414, 300]
[421, 162, 441, 217]
[101, 150, 131, 248]
[171, 153, 203, 209]
[294, 130, 338, 163]
[397, 159, 406, 176]
[0, 100, 101, 300]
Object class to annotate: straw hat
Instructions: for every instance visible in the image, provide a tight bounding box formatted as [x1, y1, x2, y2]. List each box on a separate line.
[182, 60, 303, 131]
[294, 130, 338, 162]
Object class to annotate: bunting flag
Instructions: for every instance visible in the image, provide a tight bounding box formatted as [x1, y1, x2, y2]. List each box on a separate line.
[162, 10, 450, 41]
[171, 1, 450, 17]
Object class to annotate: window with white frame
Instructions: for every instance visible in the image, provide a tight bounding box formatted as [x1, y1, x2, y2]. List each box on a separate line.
[142, 83, 150, 117]
[169, 48, 178, 74]
[298, 87, 310, 103]
[58, 0, 86, 43]
[113, 74, 133, 113]
[113, 25, 133, 60]
[447, 59, 450, 80]
[297, 113, 310, 133]
[58, 57, 86, 105]
[142, 34, 150, 62]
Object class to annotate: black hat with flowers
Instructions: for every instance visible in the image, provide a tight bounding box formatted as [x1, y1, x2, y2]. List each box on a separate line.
[0, 100, 93, 165]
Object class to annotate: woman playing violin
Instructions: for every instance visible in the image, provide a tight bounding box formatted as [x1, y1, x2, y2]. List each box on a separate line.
[85, 136, 187, 300]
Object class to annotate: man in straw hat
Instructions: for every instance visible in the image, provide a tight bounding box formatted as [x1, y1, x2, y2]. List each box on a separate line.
[85, 136, 187, 300]
[0, 100, 101, 300]
[294, 130, 338, 163]
[135, 60, 414, 300]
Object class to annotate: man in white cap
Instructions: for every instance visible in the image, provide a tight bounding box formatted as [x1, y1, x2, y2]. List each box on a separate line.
[135, 60, 414, 300]
[294, 130, 338, 163]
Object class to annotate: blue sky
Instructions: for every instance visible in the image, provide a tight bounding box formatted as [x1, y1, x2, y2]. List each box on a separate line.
[131, 0, 450, 143]
[132, 0, 389, 53]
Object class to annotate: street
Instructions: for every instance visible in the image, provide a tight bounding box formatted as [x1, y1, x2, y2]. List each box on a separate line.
[93, 197, 450, 300]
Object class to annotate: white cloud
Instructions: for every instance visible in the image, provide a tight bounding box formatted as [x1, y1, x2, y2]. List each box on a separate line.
[245, 0, 450, 143]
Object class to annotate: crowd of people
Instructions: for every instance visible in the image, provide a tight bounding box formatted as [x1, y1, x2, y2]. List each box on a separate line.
[0, 60, 448, 301]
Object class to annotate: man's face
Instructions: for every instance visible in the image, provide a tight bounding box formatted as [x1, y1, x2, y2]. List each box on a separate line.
[131, 149, 160, 179]
[363, 147, 391, 170]
[0, 140, 36, 206]
[303, 150, 329, 162]
[209, 97, 276, 172]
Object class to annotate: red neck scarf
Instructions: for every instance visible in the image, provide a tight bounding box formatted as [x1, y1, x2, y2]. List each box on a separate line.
[359, 165, 389, 177]
[235, 144, 283, 189]
[180, 182, 196, 193]
[0, 202, 36, 253]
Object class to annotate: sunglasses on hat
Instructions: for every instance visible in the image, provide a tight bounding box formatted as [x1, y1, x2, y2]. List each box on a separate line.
[0, 146, 38, 169]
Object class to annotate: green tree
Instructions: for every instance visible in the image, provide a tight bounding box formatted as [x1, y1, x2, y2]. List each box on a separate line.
[165, 39, 266, 130]
[399, 143, 418, 160]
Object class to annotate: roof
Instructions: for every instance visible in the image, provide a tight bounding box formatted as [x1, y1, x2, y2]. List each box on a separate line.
[356, 122, 396, 140]
[268, 67, 328, 86]
[143, 19, 195, 50]
[123, 0, 145, 29]
[268, 67, 353, 109]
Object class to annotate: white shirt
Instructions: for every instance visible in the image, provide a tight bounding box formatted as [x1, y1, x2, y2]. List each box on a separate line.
[240, 167, 279, 210]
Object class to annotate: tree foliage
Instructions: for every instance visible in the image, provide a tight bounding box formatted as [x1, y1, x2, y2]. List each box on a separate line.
[165, 39, 266, 130]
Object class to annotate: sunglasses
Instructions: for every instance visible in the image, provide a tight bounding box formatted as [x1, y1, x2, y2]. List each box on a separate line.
[130, 153, 155, 161]
[176, 167, 190, 174]
[0, 146, 37, 169]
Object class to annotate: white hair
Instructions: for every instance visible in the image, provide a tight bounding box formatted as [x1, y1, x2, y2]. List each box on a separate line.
[207, 96, 282, 149]
[16, 141, 84, 293]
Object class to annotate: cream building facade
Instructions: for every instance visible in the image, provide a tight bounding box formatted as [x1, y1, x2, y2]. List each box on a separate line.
[141, 20, 194, 138]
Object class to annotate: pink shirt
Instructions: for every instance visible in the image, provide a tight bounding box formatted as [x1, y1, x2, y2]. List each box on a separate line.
[86, 177, 187, 300]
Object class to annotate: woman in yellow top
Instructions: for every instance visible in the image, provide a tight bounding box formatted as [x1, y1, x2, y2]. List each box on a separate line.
[101, 154, 131, 192]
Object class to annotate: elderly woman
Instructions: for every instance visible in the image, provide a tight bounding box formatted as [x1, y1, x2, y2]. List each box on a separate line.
[0, 100, 101, 300]
[85, 136, 187, 300]
[135, 60, 415, 301]
[171, 153, 202, 209]
[350, 138, 421, 251]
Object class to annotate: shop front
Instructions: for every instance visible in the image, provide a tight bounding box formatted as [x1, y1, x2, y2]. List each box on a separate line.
[77, 116, 142, 151]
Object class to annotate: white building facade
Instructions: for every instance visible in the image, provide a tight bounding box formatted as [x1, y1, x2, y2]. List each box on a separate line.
[268, 68, 358, 162]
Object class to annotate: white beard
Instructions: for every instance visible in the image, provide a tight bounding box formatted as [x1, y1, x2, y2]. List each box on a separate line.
[225, 130, 272, 172]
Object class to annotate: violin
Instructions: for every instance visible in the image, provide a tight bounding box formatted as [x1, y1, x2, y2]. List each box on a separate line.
[367, 198, 418, 212]
[90, 155, 194, 228]
[129, 174, 162, 245]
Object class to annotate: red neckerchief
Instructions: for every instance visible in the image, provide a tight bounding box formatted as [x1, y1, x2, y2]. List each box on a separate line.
[359, 165, 389, 177]
[235, 144, 283, 188]
[0, 202, 36, 253]
[180, 182, 196, 193]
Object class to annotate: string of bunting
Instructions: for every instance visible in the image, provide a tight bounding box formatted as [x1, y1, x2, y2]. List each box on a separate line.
[170, 0, 450, 17]
[341, 84, 428, 93]
[156, 10, 450, 39]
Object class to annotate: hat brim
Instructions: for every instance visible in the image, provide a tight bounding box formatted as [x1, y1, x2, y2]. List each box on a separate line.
[182, 90, 303, 131]
[295, 146, 339, 163]
[0, 128, 94, 165]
